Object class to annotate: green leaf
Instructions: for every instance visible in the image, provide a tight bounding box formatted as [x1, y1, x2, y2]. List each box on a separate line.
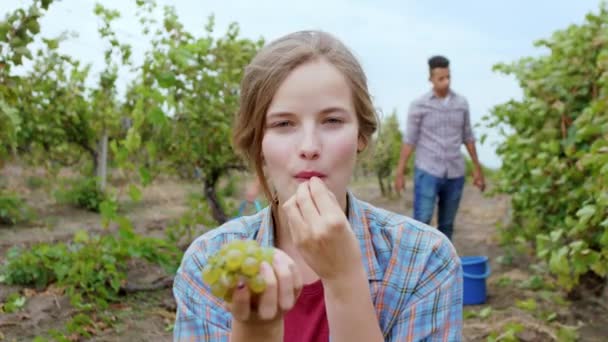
[576, 205, 596, 219]
[0, 22, 10, 40]
[149, 107, 166, 126]
[156, 71, 176, 88]
[128, 184, 142, 202]
[518, 275, 545, 291]
[496, 276, 513, 287]
[14, 296, 26, 308]
[27, 19, 40, 34]
[479, 307, 492, 319]
[117, 217, 135, 236]
[73, 230, 89, 244]
[463, 309, 478, 319]
[556, 325, 578, 342]
[590, 257, 607, 277]
[550, 229, 564, 243]
[99, 200, 118, 226]
[139, 166, 152, 186]
[41, 0, 53, 10]
[42, 38, 59, 49]
[516, 298, 537, 312]
[549, 246, 570, 275]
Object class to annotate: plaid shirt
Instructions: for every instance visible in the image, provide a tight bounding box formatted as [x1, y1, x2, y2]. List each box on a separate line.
[404, 89, 476, 179]
[173, 192, 463, 341]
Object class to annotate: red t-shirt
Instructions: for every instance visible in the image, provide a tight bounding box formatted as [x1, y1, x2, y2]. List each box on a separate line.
[283, 279, 329, 342]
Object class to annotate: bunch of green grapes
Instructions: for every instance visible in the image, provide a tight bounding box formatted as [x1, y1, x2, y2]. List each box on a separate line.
[202, 239, 275, 302]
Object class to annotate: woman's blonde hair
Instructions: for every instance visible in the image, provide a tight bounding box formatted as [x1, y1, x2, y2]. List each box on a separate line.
[232, 30, 378, 203]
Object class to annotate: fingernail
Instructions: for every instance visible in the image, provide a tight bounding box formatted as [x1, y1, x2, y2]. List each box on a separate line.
[237, 281, 245, 290]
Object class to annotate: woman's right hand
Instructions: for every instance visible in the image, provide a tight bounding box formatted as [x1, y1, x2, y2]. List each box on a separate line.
[228, 248, 302, 325]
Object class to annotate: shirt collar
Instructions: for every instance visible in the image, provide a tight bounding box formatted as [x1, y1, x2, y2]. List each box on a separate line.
[254, 190, 383, 282]
[428, 88, 453, 100]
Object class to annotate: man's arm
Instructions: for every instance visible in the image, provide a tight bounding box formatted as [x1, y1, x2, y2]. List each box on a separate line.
[463, 102, 485, 191]
[396, 143, 415, 176]
[464, 142, 481, 169]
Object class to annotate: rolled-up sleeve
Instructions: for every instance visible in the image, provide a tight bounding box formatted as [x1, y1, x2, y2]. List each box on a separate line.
[462, 101, 475, 144]
[403, 101, 423, 145]
[387, 239, 463, 341]
[173, 238, 231, 341]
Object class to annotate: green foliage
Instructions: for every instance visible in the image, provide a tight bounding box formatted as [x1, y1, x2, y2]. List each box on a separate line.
[54, 177, 112, 212]
[1, 292, 27, 313]
[484, 3, 608, 291]
[127, 2, 263, 223]
[26, 175, 46, 190]
[0, 1, 240, 338]
[0, 242, 69, 289]
[15, 41, 98, 170]
[31, 311, 118, 341]
[486, 322, 524, 342]
[64, 313, 95, 339]
[515, 298, 538, 312]
[556, 325, 579, 342]
[0, 225, 181, 308]
[518, 275, 550, 291]
[0, 1, 55, 162]
[464, 306, 493, 320]
[0, 190, 35, 225]
[366, 110, 403, 196]
[3, 2, 133, 203]
[165, 191, 217, 248]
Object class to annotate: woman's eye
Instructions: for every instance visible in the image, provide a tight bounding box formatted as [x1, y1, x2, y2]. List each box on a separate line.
[271, 121, 292, 128]
[325, 117, 343, 124]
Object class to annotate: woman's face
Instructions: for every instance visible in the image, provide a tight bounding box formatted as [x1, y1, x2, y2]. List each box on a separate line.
[261, 58, 362, 209]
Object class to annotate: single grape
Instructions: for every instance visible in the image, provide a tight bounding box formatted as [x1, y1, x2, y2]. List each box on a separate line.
[219, 270, 237, 289]
[202, 265, 221, 285]
[248, 273, 266, 294]
[210, 282, 228, 299]
[240, 256, 260, 277]
[225, 249, 245, 272]
[244, 243, 260, 258]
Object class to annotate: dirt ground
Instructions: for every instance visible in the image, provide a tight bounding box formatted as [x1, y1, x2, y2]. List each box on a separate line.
[1, 168, 607, 341]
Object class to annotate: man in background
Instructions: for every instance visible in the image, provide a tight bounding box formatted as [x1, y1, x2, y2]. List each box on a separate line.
[394, 55, 485, 241]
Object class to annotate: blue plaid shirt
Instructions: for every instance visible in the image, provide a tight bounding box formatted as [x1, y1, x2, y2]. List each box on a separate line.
[173, 191, 463, 341]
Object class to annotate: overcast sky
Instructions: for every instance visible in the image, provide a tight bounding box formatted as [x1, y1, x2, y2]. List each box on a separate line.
[4, 0, 603, 168]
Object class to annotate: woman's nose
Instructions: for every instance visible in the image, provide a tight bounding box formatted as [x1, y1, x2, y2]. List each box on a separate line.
[298, 129, 320, 160]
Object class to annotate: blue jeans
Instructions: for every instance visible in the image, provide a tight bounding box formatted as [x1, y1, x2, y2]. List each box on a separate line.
[413, 167, 465, 240]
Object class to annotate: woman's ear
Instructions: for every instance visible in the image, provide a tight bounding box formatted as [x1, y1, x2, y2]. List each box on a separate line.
[357, 136, 367, 153]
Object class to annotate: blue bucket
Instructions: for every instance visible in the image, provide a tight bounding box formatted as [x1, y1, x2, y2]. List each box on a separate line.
[461, 256, 491, 305]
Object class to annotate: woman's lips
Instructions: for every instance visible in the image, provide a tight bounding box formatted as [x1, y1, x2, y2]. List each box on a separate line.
[294, 171, 327, 180]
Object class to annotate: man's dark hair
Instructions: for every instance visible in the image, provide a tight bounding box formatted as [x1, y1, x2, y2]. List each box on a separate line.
[428, 55, 450, 70]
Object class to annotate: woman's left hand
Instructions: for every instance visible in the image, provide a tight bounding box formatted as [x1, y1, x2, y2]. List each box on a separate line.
[282, 177, 364, 283]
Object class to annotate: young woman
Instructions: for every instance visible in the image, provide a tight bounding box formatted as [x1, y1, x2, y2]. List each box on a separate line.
[173, 30, 463, 342]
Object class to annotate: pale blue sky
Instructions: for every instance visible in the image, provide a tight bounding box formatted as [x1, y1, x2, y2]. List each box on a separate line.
[5, 0, 604, 168]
